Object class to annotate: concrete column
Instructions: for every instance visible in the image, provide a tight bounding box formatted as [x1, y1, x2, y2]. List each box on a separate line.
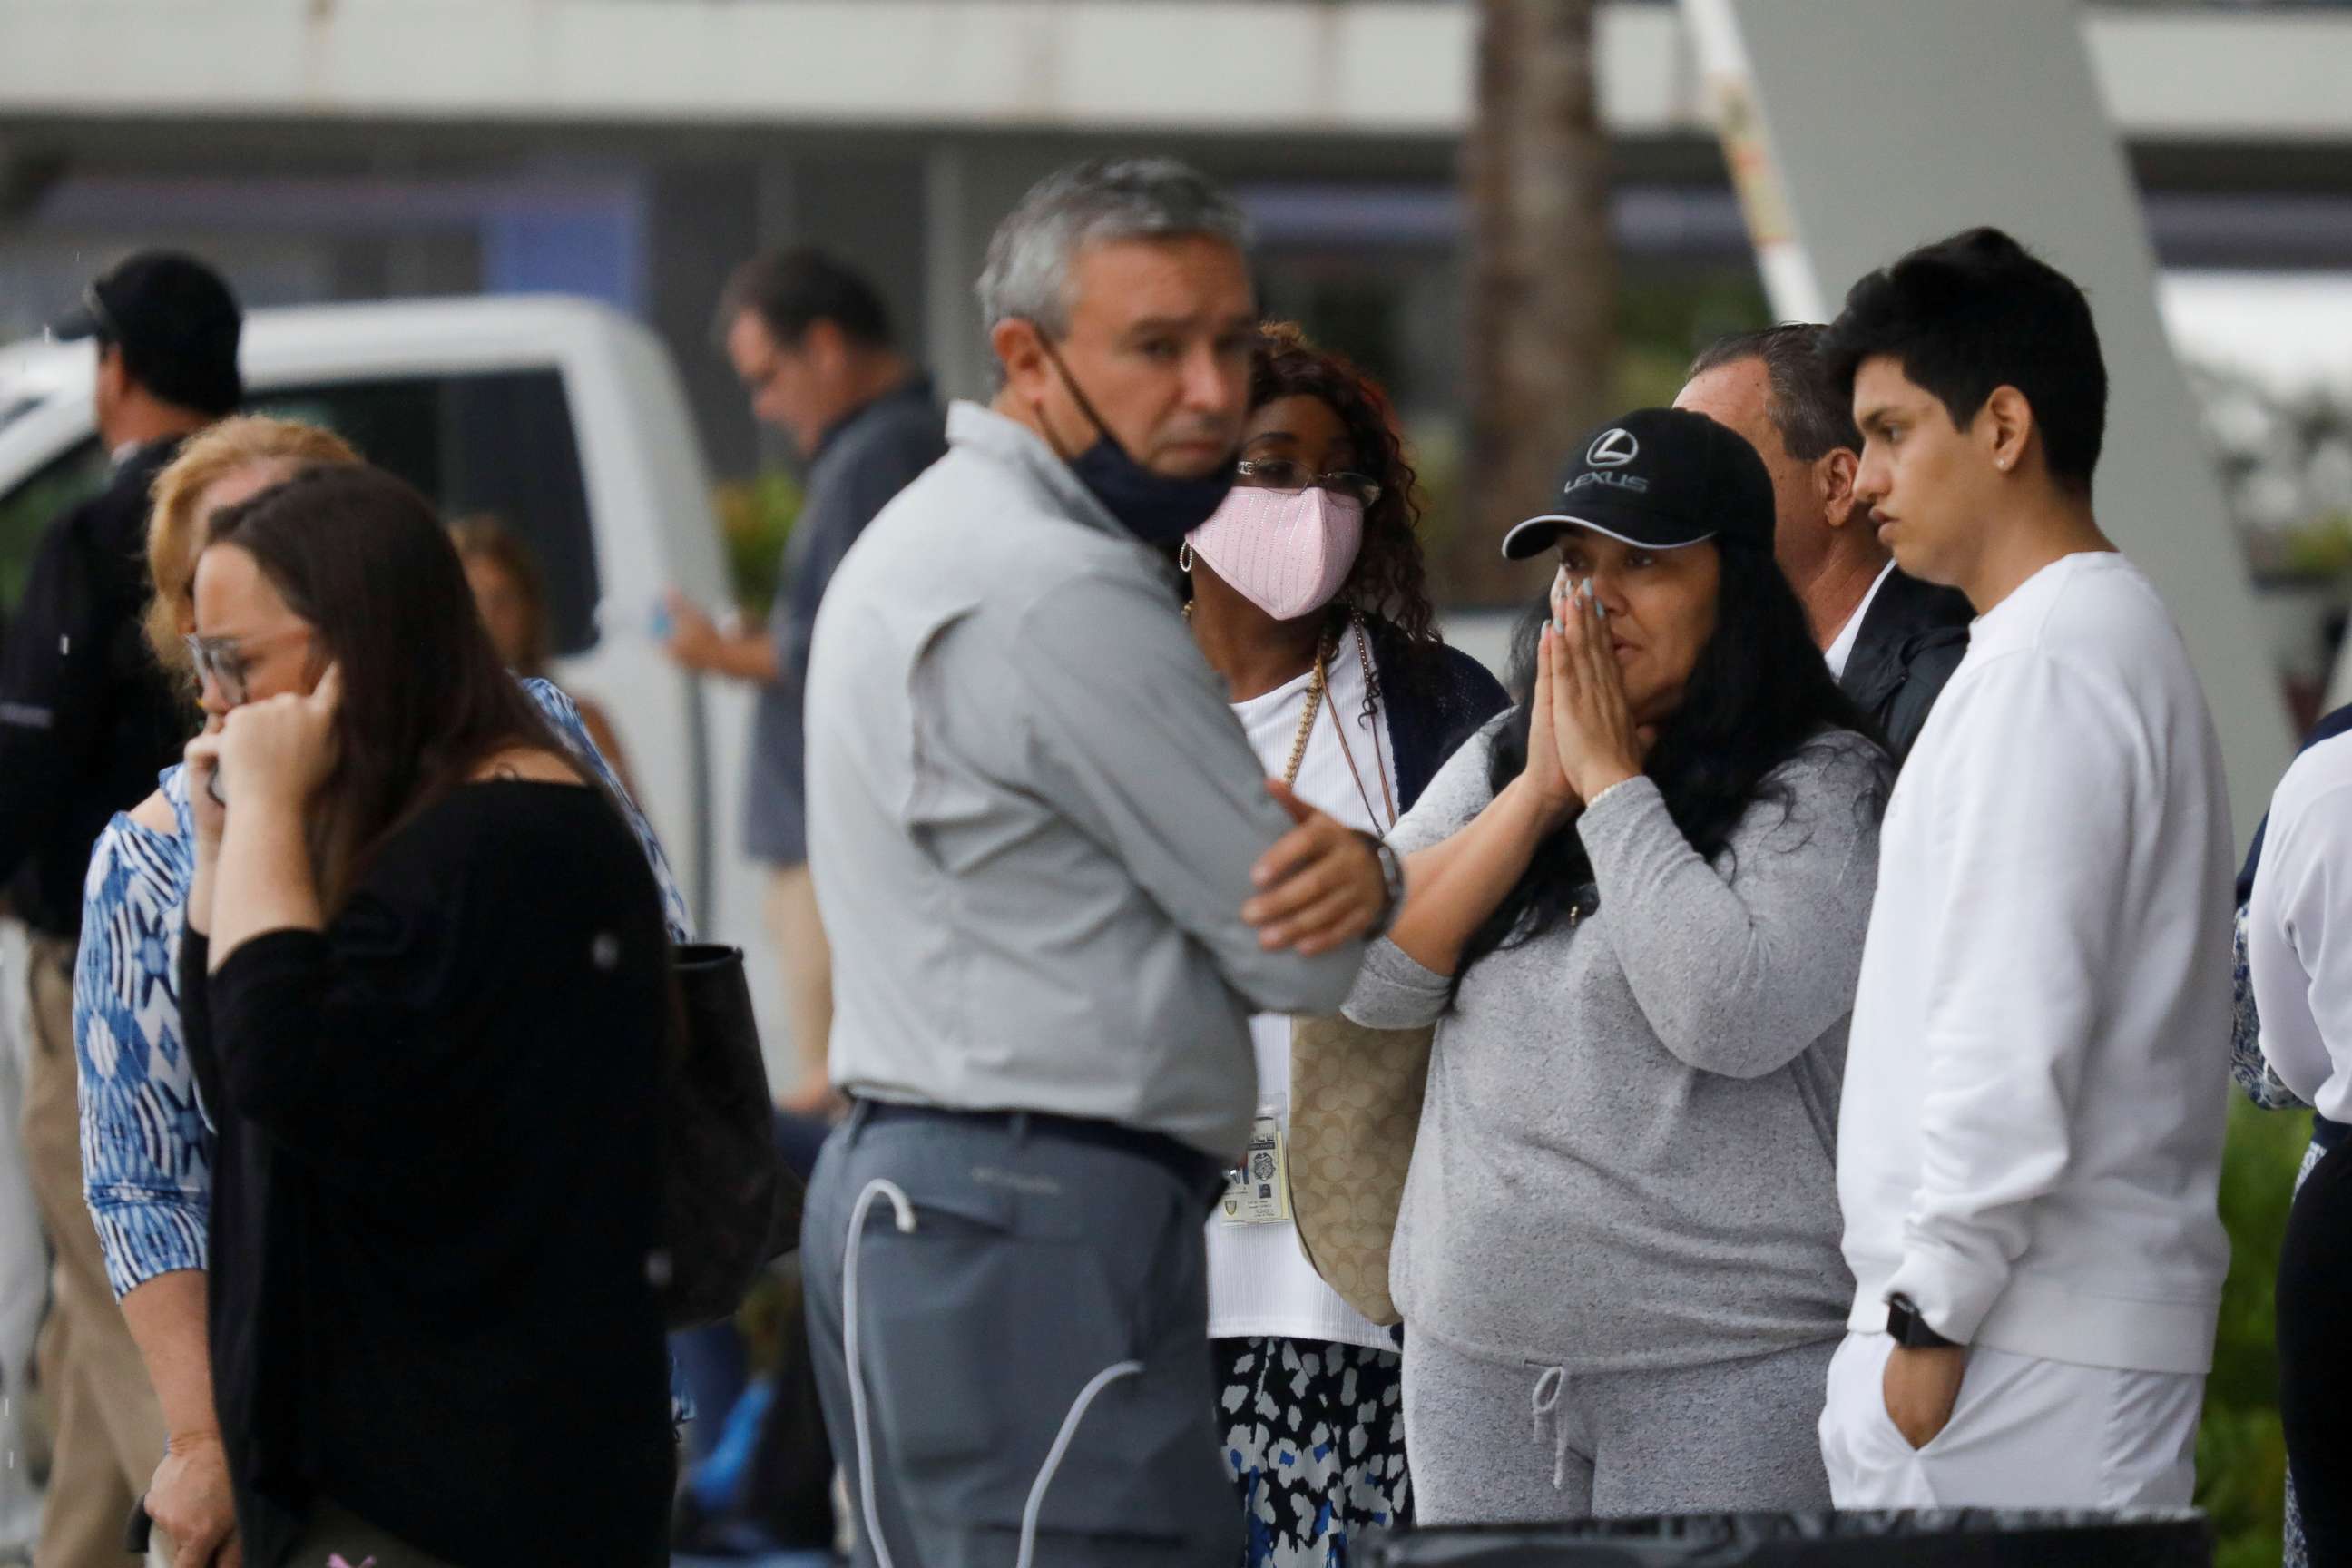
[921, 144, 1086, 405]
[788, 155, 931, 365]
[922, 146, 977, 405]
[645, 161, 764, 480]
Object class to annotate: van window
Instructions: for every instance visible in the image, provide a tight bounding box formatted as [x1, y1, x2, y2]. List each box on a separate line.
[0, 369, 601, 656]
[253, 369, 601, 655]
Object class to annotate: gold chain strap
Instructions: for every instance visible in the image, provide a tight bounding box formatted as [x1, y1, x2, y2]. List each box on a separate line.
[1283, 642, 1330, 788]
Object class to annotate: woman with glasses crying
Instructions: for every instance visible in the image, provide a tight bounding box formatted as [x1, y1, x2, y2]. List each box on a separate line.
[173, 466, 677, 1568]
[73, 425, 687, 1567]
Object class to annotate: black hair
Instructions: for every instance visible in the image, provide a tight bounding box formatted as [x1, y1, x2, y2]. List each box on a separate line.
[1688, 323, 1858, 463]
[96, 322, 240, 419]
[713, 247, 895, 352]
[1457, 535, 1889, 989]
[1820, 227, 2107, 493]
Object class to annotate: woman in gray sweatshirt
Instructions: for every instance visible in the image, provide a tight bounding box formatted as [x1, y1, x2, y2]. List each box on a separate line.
[1345, 407, 1889, 1521]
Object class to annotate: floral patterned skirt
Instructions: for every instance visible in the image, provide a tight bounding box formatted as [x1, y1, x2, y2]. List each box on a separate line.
[1214, 1335, 1410, 1568]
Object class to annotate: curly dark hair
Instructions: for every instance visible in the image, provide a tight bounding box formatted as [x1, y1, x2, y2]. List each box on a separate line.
[1245, 320, 1440, 647]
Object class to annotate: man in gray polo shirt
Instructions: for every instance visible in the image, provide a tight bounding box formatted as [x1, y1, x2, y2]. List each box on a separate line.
[799, 158, 1397, 1566]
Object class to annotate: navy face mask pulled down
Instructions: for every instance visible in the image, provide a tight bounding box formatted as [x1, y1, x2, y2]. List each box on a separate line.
[1034, 332, 1236, 546]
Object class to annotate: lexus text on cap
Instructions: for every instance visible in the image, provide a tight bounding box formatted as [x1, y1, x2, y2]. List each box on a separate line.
[50, 250, 243, 415]
[1500, 406, 1778, 561]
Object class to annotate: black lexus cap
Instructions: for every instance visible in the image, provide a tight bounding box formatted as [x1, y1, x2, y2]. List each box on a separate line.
[1500, 406, 1775, 561]
[51, 251, 243, 415]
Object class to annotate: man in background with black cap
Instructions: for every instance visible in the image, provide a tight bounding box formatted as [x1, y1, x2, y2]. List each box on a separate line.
[2, 250, 240, 1567]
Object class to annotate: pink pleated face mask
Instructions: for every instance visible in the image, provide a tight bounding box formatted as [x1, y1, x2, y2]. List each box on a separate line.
[1183, 485, 1365, 622]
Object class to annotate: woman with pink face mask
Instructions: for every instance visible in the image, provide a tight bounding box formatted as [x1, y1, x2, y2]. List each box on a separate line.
[1182, 322, 1505, 1565]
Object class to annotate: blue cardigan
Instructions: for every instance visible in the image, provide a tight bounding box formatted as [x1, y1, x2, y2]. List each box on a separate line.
[1363, 617, 1510, 814]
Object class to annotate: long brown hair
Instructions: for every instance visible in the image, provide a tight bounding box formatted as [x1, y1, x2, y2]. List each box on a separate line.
[203, 466, 566, 911]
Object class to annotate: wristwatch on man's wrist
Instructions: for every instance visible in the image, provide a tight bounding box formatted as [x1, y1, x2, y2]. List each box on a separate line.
[1358, 832, 1406, 938]
[1886, 1293, 1960, 1350]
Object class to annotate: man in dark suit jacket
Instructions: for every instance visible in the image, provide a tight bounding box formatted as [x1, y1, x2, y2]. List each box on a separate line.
[1678, 324, 1973, 762]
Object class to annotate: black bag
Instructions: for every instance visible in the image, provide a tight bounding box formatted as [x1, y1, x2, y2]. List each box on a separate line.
[657, 943, 803, 1328]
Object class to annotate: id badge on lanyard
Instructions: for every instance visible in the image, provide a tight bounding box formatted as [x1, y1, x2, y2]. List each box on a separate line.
[1220, 1106, 1290, 1225]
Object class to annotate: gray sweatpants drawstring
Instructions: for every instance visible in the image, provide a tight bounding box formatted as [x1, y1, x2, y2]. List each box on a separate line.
[1530, 1365, 1570, 1489]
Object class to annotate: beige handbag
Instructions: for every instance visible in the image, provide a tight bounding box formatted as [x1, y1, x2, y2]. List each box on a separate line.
[1285, 1013, 1434, 1328]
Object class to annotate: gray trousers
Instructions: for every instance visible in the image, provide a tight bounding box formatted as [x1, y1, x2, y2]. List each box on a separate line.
[1402, 1330, 1838, 1522]
[801, 1103, 1240, 1568]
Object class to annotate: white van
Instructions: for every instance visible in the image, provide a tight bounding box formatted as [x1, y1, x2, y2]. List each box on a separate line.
[0, 295, 788, 1078]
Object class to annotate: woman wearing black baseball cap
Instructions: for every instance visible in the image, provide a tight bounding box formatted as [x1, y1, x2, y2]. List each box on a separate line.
[1341, 407, 1891, 1521]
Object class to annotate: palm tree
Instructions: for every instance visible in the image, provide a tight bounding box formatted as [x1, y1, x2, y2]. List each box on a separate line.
[1455, 0, 1617, 608]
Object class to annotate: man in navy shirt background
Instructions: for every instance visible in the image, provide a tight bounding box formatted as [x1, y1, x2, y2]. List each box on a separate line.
[662, 249, 946, 1117]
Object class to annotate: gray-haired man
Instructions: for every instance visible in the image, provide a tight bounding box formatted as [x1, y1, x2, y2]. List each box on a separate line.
[1676, 325, 1972, 762]
[798, 159, 1396, 1565]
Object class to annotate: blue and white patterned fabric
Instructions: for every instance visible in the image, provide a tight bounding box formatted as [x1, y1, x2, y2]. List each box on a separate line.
[2232, 902, 2308, 1113]
[75, 678, 692, 1299]
[76, 765, 203, 1298]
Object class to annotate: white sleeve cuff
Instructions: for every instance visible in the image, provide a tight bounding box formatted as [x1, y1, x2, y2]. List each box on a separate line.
[1884, 1240, 2010, 1346]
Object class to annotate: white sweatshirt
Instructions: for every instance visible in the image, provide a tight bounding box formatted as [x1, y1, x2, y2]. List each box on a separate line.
[2249, 730, 2352, 1123]
[1838, 553, 2234, 1375]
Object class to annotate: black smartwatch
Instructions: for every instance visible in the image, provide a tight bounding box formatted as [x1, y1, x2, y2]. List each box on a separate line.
[1358, 832, 1406, 938]
[1886, 1293, 1959, 1349]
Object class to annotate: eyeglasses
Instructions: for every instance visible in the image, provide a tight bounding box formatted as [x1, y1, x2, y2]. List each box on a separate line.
[184, 626, 310, 707]
[1233, 457, 1383, 508]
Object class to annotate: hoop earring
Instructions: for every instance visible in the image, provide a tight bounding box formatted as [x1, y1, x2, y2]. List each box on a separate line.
[1177, 541, 1195, 573]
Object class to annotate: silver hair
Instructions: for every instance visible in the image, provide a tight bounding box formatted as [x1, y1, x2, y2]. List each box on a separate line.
[976, 156, 1252, 338]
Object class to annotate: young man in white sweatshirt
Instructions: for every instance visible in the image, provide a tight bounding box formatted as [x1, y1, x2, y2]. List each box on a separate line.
[1814, 227, 2235, 1509]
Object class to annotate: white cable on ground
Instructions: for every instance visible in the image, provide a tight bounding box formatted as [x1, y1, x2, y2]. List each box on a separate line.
[1015, 1357, 1145, 1568]
[843, 1178, 917, 1568]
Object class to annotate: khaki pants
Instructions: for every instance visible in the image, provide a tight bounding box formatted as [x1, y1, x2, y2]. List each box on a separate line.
[763, 863, 835, 1106]
[22, 936, 171, 1567]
